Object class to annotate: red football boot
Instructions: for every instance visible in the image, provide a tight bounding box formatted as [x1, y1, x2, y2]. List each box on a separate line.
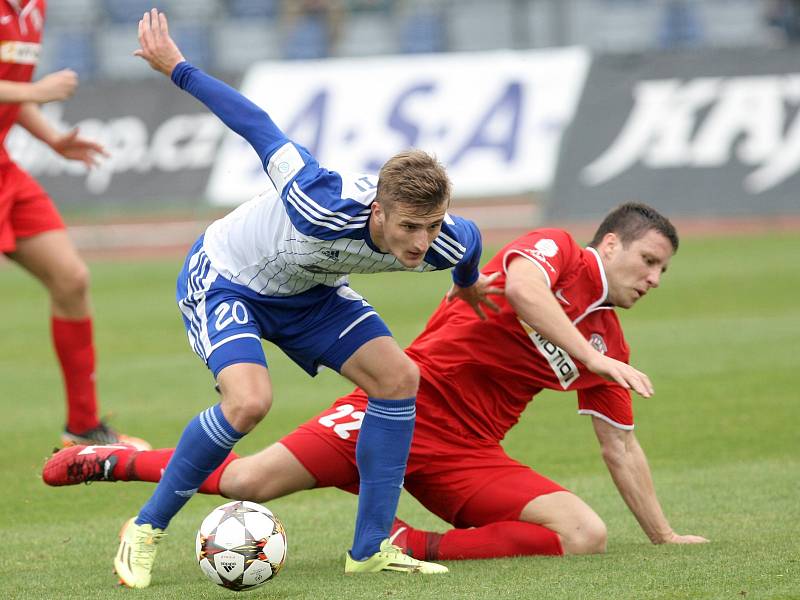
[42, 444, 136, 486]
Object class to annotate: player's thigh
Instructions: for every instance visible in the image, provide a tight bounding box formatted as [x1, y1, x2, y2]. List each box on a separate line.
[1, 165, 66, 258]
[407, 451, 567, 528]
[176, 246, 267, 379]
[8, 229, 86, 287]
[219, 442, 316, 502]
[278, 406, 363, 494]
[338, 335, 419, 399]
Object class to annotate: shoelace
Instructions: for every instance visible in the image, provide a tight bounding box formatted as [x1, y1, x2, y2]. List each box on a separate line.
[388, 527, 407, 546]
[66, 457, 105, 484]
[378, 543, 418, 564]
[131, 530, 167, 567]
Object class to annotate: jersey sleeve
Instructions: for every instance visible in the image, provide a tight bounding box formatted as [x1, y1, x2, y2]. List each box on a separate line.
[501, 229, 578, 289]
[577, 384, 634, 430]
[425, 214, 482, 286]
[172, 62, 375, 240]
[172, 62, 287, 170]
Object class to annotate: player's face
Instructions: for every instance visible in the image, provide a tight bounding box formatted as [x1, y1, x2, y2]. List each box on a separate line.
[370, 201, 447, 267]
[602, 229, 674, 308]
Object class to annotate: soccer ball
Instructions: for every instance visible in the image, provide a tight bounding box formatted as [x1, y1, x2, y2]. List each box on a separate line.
[196, 500, 287, 591]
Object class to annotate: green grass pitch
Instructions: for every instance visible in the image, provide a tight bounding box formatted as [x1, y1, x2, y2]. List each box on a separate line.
[0, 232, 797, 599]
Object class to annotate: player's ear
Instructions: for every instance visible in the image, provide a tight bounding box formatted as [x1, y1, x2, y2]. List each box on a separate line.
[371, 200, 385, 225]
[599, 232, 619, 258]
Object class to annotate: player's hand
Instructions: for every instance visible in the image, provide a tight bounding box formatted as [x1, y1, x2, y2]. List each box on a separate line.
[446, 272, 504, 320]
[134, 9, 185, 76]
[657, 532, 710, 544]
[584, 353, 654, 398]
[50, 128, 109, 168]
[31, 69, 78, 103]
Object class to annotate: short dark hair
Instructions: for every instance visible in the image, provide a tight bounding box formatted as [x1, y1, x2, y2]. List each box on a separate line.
[589, 202, 679, 252]
[376, 149, 451, 214]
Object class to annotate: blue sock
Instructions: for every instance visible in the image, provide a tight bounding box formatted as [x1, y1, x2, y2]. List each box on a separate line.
[350, 396, 416, 560]
[136, 404, 243, 530]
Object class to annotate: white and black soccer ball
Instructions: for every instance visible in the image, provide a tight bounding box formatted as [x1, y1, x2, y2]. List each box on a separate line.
[196, 500, 287, 591]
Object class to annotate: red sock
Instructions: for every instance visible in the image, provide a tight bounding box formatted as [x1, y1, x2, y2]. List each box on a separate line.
[52, 316, 99, 433]
[436, 521, 563, 559]
[121, 448, 239, 495]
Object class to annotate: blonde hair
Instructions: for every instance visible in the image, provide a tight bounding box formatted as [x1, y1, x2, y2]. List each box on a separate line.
[376, 149, 451, 214]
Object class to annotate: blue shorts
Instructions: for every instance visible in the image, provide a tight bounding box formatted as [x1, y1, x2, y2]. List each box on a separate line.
[176, 237, 392, 378]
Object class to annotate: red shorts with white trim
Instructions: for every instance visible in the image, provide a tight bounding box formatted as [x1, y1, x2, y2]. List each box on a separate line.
[0, 162, 65, 253]
[279, 384, 567, 528]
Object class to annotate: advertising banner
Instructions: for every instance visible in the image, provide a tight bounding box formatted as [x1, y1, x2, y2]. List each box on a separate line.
[550, 48, 800, 220]
[207, 48, 590, 205]
[7, 77, 229, 208]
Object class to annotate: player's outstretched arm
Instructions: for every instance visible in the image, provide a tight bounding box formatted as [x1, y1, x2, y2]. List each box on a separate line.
[134, 9, 286, 166]
[505, 257, 654, 398]
[0, 70, 78, 104]
[592, 417, 709, 545]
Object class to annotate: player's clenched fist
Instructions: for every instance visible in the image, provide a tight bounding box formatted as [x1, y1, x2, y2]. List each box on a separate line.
[134, 9, 185, 76]
[32, 69, 78, 103]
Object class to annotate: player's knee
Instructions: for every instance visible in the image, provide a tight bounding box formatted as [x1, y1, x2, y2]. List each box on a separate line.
[374, 357, 419, 398]
[51, 261, 90, 304]
[222, 386, 272, 433]
[561, 516, 607, 555]
[222, 465, 265, 502]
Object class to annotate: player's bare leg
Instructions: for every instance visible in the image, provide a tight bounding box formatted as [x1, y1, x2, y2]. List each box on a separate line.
[219, 442, 316, 501]
[391, 491, 605, 560]
[9, 230, 149, 449]
[8, 229, 91, 318]
[519, 491, 607, 554]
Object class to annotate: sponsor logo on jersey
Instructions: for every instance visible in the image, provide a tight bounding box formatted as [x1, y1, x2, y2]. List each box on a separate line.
[267, 142, 304, 194]
[589, 333, 607, 354]
[523, 238, 559, 273]
[555, 288, 570, 305]
[0, 40, 40, 65]
[318, 248, 340, 261]
[519, 320, 578, 389]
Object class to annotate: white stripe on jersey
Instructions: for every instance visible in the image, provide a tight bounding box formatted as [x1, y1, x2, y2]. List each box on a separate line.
[291, 182, 371, 224]
[430, 239, 460, 264]
[287, 187, 369, 232]
[201, 188, 443, 298]
[437, 230, 467, 253]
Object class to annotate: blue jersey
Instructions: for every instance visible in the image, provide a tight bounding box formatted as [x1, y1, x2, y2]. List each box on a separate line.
[172, 62, 482, 297]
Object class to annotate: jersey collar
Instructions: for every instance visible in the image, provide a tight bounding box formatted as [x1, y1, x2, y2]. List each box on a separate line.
[572, 247, 612, 326]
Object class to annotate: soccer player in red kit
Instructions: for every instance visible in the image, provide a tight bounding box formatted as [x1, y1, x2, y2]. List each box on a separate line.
[46, 203, 708, 560]
[1, 0, 148, 449]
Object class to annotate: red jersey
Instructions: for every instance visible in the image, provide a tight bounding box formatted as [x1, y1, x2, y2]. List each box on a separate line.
[0, 0, 46, 164]
[406, 228, 633, 444]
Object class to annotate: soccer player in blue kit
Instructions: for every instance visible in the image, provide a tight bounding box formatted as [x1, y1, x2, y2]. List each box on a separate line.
[113, 9, 501, 588]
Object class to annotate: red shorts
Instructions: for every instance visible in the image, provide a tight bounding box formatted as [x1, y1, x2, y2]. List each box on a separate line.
[280, 386, 567, 528]
[0, 162, 65, 253]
